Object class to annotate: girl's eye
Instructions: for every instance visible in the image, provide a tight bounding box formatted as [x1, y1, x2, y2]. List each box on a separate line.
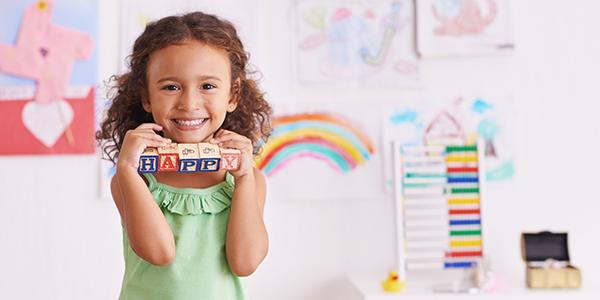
[202, 83, 216, 90]
[162, 84, 179, 91]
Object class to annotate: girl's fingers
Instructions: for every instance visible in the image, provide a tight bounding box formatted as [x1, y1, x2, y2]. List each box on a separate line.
[142, 139, 172, 148]
[218, 140, 251, 152]
[136, 128, 164, 136]
[211, 131, 248, 144]
[211, 134, 230, 143]
[134, 132, 171, 144]
[137, 132, 171, 143]
[210, 130, 228, 142]
[136, 123, 163, 132]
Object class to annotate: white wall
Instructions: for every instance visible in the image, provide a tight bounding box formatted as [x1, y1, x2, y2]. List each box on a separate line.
[1, 1, 599, 299]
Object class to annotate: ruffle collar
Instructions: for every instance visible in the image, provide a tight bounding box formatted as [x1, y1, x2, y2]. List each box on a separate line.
[143, 173, 235, 215]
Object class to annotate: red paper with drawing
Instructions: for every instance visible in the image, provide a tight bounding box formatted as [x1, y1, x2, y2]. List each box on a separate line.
[0, 88, 95, 154]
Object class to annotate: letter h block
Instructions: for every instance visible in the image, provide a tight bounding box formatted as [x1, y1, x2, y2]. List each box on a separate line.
[177, 143, 201, 172]
[157, 143, 179, 172]
[198, 143, 221, 171]
[138, 147, 159, 173]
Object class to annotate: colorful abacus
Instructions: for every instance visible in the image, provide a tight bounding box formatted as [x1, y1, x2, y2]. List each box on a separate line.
[393, 141, 486, 278]
[138, 143, 241, 173]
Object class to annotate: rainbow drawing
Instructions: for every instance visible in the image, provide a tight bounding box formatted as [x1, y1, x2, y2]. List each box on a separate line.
[256, 113, 375, 177]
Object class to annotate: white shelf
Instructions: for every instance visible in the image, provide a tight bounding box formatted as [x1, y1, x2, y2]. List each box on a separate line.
[348, 270, 599, 300]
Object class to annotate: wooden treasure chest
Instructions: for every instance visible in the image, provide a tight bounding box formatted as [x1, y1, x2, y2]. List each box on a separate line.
[520, 231, 581, 289]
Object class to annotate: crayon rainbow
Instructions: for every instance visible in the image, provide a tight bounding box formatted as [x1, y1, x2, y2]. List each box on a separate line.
[256, 113, 375, 176]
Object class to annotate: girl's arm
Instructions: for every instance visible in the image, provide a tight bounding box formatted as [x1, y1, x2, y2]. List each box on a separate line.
[211, 129, 269, 276]
[111, 123, 176, 266]
[225, 168, 268, 276]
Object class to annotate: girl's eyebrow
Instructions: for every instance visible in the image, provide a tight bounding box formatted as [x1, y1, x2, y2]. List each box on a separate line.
[197, 75, 222, 82]
[155, 75, 222, 84]
[156, 76, 179, 84]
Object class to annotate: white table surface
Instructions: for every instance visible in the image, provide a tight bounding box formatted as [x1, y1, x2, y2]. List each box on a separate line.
[348, 270, 599, 300]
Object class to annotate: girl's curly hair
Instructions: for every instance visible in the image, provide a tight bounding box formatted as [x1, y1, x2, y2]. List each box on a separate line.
[96, 12, 272, 165]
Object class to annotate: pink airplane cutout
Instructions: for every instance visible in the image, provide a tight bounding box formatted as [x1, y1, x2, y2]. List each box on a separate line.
[0, 0, 94, 103]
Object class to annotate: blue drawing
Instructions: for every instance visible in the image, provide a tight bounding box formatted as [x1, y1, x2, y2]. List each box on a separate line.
[472, 98, 493, 114]
[390, 109, 418, 125]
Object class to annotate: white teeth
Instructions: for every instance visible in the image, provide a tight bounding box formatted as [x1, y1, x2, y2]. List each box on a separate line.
[174, 119, 205, 126]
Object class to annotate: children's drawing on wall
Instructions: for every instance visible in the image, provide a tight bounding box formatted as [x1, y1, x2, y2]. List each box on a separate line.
[382, 94, 515, 190]
[460, 96, 515, 182]
[257, 103, 383, 200]
[294, 0, 419, 88]
[0, 0, 97, 155]
[119, 0, 258, 72]
[381, 98, 430, 191]
[416, 0, 513, 57]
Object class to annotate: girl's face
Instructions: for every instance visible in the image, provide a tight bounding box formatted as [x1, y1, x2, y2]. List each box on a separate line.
[143, 39, 237, 143]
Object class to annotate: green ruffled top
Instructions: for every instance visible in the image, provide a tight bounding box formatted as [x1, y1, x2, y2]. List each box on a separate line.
[119, 172, 245, 300]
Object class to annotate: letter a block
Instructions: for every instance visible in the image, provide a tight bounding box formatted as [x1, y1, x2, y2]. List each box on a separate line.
[199, 143, 221, 172]
[138, 147, 159, 173]
[220, 148, 241, 171]
[157, 144, 179, 172]
[178, 143, 200, 172]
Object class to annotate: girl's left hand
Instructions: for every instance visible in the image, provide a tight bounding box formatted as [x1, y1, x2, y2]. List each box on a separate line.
[210, 129, 254, 178]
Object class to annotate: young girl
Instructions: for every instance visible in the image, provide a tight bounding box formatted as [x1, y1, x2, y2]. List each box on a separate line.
[96, 12, 272, 300]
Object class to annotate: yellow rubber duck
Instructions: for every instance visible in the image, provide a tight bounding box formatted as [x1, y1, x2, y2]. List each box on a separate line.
[382, 271, 405, 292]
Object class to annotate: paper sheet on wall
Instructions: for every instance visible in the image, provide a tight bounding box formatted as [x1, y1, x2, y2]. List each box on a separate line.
[257, 101, 384, 200]
[293, 0, 419, 88]
[0, 0, 97, 154]
[416, 0, 514, 57]
[382, 94, 515, 191]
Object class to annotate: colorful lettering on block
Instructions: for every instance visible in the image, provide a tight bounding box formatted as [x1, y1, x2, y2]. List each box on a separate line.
[199, 158, 220, 171]
[157, 144, 179, 172]
[199, 143, 221, 172]
[178, 143, 200, 172]
[138, 147, 159, 173]
[221, 148, 240, 170]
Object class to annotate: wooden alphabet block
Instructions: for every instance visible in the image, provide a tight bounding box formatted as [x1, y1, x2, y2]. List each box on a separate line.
[157, 144, 179, 172]
[220, 148, 241, 171]
[199, 143, 221, 172]
[138, 147, 159, 173]
[178, 143, 200, 172]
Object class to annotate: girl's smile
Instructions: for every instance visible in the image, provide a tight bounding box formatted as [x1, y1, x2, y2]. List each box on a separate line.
[171, 118, 208, 130]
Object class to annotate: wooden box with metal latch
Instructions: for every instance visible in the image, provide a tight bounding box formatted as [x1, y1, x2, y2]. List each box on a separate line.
[521, 231, 581, 289]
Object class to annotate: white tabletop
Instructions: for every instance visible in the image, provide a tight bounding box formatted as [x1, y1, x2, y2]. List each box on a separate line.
[348, 270, 599, 300]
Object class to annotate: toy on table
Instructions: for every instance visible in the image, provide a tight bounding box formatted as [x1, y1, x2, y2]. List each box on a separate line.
[381, 271, 405, 292]
[138, 142, 241, 173]
[521, 231, 581, 289]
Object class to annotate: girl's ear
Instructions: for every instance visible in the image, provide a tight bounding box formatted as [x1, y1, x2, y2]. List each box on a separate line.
[227, 78, 241, 112]
[142, 94, 152, 113]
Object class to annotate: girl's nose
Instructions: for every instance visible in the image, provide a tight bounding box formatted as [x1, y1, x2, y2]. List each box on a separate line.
[177, 89, 201, 111]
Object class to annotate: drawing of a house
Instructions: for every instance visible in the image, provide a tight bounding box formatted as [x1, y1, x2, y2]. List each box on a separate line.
[423, 110, 465, 145]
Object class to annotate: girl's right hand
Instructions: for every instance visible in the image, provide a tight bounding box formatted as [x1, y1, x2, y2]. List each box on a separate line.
[117, 123, 171, 170]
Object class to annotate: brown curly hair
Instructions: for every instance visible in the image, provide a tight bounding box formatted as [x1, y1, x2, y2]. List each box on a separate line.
[96, 11, 272, 164]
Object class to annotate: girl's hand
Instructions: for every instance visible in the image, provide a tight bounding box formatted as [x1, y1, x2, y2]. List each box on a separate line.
[117, 123, 171, 171]
[210, 129, 254, 178]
